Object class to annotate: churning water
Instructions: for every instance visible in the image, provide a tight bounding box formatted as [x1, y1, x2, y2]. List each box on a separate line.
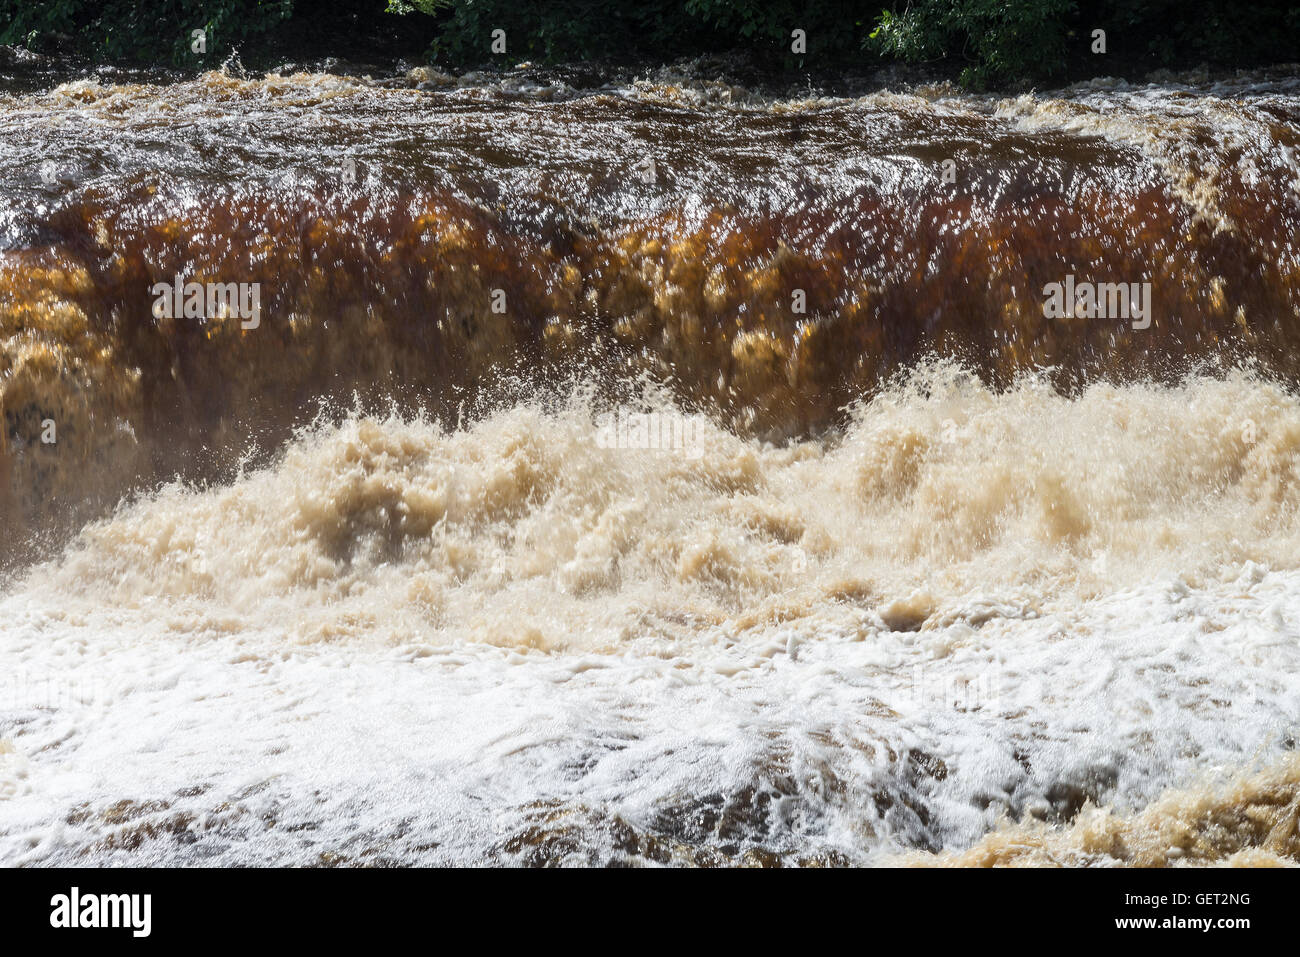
[2, 60, 1300, 865]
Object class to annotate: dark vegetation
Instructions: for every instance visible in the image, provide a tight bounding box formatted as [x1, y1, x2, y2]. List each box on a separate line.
[1, 1, 1298, 88]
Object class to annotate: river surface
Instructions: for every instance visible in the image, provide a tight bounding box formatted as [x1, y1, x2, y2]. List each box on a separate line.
[2, 55, 1300, 865]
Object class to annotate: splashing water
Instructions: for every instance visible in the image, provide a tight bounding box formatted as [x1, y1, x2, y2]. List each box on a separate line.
[2, 65, 1300, 865]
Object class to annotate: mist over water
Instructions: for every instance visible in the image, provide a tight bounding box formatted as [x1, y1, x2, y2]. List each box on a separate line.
[2, 63, 1300, 865]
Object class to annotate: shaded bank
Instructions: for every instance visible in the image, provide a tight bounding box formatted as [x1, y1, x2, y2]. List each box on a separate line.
[4, 2, 1300, 88]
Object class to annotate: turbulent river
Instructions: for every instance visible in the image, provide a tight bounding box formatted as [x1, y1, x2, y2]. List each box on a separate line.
[2, 54, 1300, 865]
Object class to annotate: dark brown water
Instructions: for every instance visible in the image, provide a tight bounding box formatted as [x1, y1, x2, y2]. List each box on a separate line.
[5, 66, 1300, 545]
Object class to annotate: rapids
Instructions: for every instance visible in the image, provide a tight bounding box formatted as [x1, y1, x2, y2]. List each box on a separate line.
[2, 61, 1300, 865]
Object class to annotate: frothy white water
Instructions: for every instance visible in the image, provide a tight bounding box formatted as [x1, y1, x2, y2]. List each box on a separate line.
[1, 564, 1297, 865]
[21, 364, 1300, 648]
[3, 366, 1300, 863]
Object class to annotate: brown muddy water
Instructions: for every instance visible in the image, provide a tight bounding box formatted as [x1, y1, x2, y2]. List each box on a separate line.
[1, 57, 1300, 866]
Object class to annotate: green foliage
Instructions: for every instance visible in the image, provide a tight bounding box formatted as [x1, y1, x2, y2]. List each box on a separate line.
[420, 1, 706, 65]
[394, 0, 866, 67]
[683, 0, 863, 57]
[868, 0, 1077, 89]
[385, 0, 454, 15]
[0, 0, 295, 64]
[867, 0, 1300, 89]
[4, 1, 1300, 86]
[1097, 0, 1300, 69]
